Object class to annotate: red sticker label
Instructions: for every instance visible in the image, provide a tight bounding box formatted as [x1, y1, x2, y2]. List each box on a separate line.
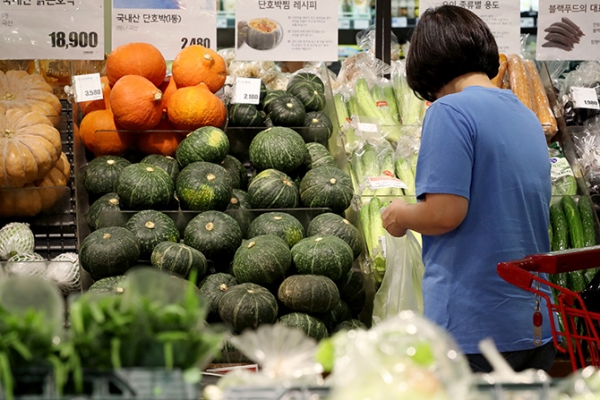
[376, 101, 388, 107]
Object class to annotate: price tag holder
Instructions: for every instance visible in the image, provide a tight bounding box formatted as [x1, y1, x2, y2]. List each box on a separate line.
[391, 17, 408, 28]
[233, 77, 261, 105]
[571, 87, 600, 110]
[0, 0, 104, 60]
[357, 122, 379, 133]
[72, 73, 104, 103]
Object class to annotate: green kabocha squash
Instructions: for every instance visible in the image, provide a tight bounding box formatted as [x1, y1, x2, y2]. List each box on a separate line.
[291, 235, 354, 281]
[299, 166, 354, 214]
[226, 189, 253, 238]
[288, 72, 325, 93]
[300, 111, 333, 145]
[304, 142, 335, 171]
[278, 274, 340, 314]
[261, 90, 287, 112]
[199, 272, 238, 319]
[83, 155, 131, 198]
[247, 169, 300, 209]
[267, 95, 306, 127]
[247, 212, 305, 248]
[183, 210, 243, 267]
[116, 163, 174, 210]
[227, 103, 266, 127]
[215, 341, 252, 364]
[140, 154, 180, 182]
[337, 269, 366, 315]
[307, 213, 363, 259]
[317, 300, 353, 333]
[278, 312, 328, 341]
[150, 241, 207, 279]
[232, 234, 291, 286]
[79, 227, 140, 281]
[218, 282, 278, 333]
[249, 127, 308, 174]
[333, 319, 367, 333]
[220, 155, 249, 190]
[176, 161, 233, 211]
[175, 126, 229, 168]
[87, 275, 128, 295]
[87, 192, 127, 231]
[288, 82, 326, 112]
[125, 210, 180, 259]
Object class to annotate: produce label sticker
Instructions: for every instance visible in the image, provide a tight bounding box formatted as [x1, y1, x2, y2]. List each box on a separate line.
[72, 73, 103, 102]
[234, 0, 338, 62]
[571, 86, 600, 109]
[111, 0, 216, 60]
[0, 0, 104, 60]
[418, 0, 521, 55]
[536, 1, 598, 60]
[232, 77, 262, 104]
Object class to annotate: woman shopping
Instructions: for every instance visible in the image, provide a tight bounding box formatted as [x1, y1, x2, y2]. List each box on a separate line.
[381, 5, 556, 373]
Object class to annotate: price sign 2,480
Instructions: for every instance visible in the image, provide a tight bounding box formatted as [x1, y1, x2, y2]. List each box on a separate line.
[181, 37, 211, 49]
[49, 31, 99, 49]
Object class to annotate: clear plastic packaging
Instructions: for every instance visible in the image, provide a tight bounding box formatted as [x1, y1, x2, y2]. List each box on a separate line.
[327, 310, 473, 400]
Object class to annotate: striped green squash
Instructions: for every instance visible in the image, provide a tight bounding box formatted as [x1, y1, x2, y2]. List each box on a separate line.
[247, 169, 299, 209]
[232, 235, 291, 286]
[247, 212, 305, 248]
[79, 227, 140, 281]
[176, 161, 233, 211]
[125, 210, 180, 259]
[299, 166, 354, 214]
[277, 274, 340, 314]
[333, 319, 367, 333]
[199, 272, 238, 318]
[116, 163, 174, 210]
[291, 235, 354, 281]
[304, 142, 335, 171]
[150, 241, 207, 279]
[307, 213, 363, 259]
[220, 155, 249, 190]
[249, 127, 308, 174]
[278, 312, 328, 341]
[218, 283, 278, 333]
[83, 155, 131, 198]
[184, 210, 242, 267]
[140, 154, 180, 181]
[175, 126, 229, 168]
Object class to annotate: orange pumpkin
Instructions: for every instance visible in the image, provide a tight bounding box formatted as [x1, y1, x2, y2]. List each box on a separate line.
[171, 45, 227, 93]
[105, 42, 167, 87]
[80, 76, 111, 115]
[110, 75, 163, 131]
[79, 109, 135, 157]
[159, 75, 178, 114]
[167, 83, 227, 131]
[136, 119, 184, 157]
[0, 107, 63, 188]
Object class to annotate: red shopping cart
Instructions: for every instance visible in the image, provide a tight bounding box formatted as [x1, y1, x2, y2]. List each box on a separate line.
[497, 245, 600, 372]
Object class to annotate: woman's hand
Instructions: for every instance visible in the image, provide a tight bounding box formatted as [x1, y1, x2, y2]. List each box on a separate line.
[381, 199, 411, 237]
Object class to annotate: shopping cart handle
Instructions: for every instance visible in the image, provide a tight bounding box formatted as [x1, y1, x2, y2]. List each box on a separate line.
[497, 261, 537, 290]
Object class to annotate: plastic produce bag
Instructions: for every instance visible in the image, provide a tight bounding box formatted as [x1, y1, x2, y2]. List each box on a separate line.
[572, 118, 600, 193]
[556, 366, 600, 399]
[327, 310, 472, 400]
[372, 230, 424, 324]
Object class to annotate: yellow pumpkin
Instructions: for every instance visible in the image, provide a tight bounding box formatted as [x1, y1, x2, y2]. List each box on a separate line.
[0, 107, 63, 188]
[0, 70, 62, 125]
[0, 152, 70, 217]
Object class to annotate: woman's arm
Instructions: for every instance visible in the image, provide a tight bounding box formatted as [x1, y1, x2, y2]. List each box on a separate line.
[381, 193, 468, 237]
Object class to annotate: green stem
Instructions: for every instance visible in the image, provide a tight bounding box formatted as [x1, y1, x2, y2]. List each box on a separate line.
[0, 352, 14, 400]
[164, 342, 174, 370]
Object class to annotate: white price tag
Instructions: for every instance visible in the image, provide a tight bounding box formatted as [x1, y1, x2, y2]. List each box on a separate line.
[338, 19, 351, 29]
[233, 77, 262, 105]
[72, 73, 103, 103]
[571, 87, 600, 110]
[357, 122, 379, 133]
[353, 19, 370, 30]
[216, 17, 228, 28]
[391, 17, 408, 28]
[520, 17, 534, 28]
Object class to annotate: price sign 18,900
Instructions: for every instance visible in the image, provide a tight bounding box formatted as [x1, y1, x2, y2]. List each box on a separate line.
[49, 31, 99, 49]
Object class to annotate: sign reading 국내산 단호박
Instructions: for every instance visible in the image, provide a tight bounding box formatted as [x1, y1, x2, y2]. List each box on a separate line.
[418, 0, 522, 55]
[536, 0, 600, 61]
[234, 0, 339, 62]
[111, 0, 216, 60]
[0, 0, 104, 60]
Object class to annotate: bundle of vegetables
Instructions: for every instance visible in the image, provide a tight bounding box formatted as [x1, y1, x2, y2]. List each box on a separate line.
[78, 42, 228, 158]
[549, 195, 598, 293]
[360, 197, 388, 284]
[550, 143, 578, 197]
[0, 276, 66, 400]
[66, 268, 223, 392]
[491, 54, 558, 142]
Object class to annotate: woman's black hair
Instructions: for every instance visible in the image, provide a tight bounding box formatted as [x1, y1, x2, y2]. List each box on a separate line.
[405, 5, 499, 102]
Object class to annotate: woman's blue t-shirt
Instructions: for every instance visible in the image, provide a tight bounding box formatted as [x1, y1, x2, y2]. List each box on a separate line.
[416, 86, 553, 354]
